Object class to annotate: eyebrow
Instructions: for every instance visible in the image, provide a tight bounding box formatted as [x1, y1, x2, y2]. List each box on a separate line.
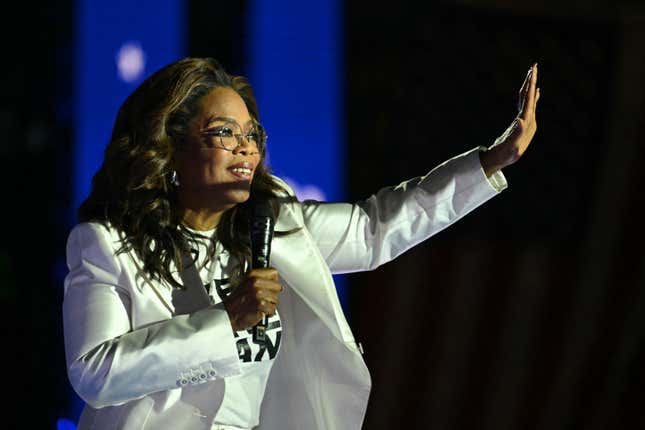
[203, 116, 254, 129]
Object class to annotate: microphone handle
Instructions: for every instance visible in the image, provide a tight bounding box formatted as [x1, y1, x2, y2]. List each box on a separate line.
[250, 215, 273, 343]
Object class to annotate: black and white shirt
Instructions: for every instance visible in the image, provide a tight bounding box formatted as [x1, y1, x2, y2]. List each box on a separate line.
[187, 228, 282, 429]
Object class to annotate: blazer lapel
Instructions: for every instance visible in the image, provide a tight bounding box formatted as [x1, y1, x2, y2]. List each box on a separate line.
[272, 200, 355, 344]
[172, 253, 213, 315]
[131, 251, 212, 317]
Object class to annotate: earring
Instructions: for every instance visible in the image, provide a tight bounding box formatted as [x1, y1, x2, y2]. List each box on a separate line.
[170, 170, 180, 186]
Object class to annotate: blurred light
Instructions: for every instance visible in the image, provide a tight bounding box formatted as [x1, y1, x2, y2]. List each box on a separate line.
[73, 0, 185, 222]
[283, 177, 327, 201]
[116, 41, 146, 83]
[56, 418, 77, 430]
[72, 0, 185, 421]
[246, 0, 348, 310]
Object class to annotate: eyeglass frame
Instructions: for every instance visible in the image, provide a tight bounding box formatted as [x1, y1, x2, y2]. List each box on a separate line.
[198, 118, 267, 155]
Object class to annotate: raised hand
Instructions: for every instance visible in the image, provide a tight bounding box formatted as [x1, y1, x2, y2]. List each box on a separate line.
[480, 63, 541, 177]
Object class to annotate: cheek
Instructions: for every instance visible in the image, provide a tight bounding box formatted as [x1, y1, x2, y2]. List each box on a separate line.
[205, 159, 226, 180]
[175, 152, 217, 182]
[208, 151, 230, 172]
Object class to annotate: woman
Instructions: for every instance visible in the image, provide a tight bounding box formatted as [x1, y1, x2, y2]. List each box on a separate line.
[63, 57, 539, 430]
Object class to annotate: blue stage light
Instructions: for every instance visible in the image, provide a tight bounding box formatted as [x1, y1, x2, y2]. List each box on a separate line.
[245, 0, 348, 311]
[70, 0, 184, 422]
[72, 0, 185, 221]
[56, 418, 77, 430]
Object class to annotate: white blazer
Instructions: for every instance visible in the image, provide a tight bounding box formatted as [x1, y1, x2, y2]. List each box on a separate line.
[63, 146, 506, 430]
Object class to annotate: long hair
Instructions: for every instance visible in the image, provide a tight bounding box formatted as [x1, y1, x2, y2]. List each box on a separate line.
[78, 57, 287, 288]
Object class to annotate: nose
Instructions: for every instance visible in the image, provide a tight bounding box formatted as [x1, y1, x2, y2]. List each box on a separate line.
[232, 135, 259, 156]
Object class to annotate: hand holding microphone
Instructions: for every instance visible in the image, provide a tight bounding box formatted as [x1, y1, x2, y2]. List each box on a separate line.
[222, 200, 281, 339]
[222, 267, 283, 332]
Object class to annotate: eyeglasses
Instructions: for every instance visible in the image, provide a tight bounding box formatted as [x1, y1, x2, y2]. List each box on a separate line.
[199, 121, 267, 154]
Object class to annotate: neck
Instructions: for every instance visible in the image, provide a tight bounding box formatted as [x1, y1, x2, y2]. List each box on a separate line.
[180, 207, 224, 231]
[178, 192, 234, 231]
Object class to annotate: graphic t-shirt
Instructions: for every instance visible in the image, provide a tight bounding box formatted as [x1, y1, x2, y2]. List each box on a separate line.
[187, 229, 282, 429]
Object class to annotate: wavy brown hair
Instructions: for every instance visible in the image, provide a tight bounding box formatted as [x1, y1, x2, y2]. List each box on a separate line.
[78, 57, 287, 288]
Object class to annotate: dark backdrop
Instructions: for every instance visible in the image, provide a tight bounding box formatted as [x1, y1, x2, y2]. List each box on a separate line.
[0, 0, 74, 426]
[2, 0, 643, 428]
[346, 2, 645, 429]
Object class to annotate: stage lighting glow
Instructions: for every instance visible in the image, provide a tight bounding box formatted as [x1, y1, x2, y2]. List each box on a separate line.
[73, 0, 184, 219]
[56, 418, 77, 430]
[246, 0, 347, 310]
[283, 177, 327, 201]
[116, 41, 146, 83]
[72, 0, 185, 423]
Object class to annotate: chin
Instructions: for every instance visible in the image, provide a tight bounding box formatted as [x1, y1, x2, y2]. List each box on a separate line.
[227, 189, 252, 204]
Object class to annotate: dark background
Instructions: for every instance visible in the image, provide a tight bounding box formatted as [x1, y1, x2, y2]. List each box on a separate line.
[2, 0, 644, 428]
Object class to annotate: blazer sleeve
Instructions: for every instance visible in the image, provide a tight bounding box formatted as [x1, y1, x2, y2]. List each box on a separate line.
[62, 223, 241, 409]
[301, 146, 507, 274]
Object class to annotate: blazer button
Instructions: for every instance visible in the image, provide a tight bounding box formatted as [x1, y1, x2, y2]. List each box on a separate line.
[190, 376, 199, 384]
[208, 370, 216, 378]
[179, 379, 188, 386]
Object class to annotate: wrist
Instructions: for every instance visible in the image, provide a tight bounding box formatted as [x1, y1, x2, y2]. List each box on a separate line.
[479, 148, 503, 178]
[480, 143, 516, 177]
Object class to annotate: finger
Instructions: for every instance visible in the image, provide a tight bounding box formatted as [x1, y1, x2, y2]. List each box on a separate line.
[522, 63, 538, 120]
[248, 267, 279, 281]
[518, 68, 532, 112]
[252, 277, 283, 293]
[258, 299, 277, 315]
[535, 87, 540, 109]
[256, 289, 279, 305]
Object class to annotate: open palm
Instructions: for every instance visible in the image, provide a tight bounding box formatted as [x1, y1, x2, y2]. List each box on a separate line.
[482, 63, 540, 175]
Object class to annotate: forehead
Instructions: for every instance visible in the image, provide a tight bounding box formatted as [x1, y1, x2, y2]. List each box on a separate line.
[198, 87, 252, 124]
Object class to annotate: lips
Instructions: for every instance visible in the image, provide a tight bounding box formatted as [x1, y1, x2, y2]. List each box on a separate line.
[227, 162, 254, 179]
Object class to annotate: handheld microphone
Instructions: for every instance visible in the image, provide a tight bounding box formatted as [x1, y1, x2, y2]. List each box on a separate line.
[249, 200, 275, 343]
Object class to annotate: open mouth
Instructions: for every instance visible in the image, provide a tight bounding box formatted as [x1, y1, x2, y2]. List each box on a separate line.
[228, 166, 253, 179]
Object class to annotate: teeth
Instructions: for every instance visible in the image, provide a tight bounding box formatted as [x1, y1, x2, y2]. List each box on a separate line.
[231, 167, 251, 175]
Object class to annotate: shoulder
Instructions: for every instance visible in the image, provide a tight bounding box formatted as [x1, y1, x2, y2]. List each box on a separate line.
[64, 222, 127, 278]
[68, 221, 122, 246]
[268, 175, 305, 230]
[66, 222, 125, 265]
[269, 175, 297, 198]
[269, 175, 301, 211]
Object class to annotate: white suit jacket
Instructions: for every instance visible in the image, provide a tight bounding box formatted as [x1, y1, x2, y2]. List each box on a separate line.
[63, 146, 506, 430]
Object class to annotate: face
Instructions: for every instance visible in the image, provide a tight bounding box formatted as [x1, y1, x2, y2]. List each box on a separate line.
[173, 87, 262, 211]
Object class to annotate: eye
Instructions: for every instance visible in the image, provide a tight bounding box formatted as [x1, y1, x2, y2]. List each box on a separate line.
[246, 131, 260, 143]
[205, 126, 234, 137]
